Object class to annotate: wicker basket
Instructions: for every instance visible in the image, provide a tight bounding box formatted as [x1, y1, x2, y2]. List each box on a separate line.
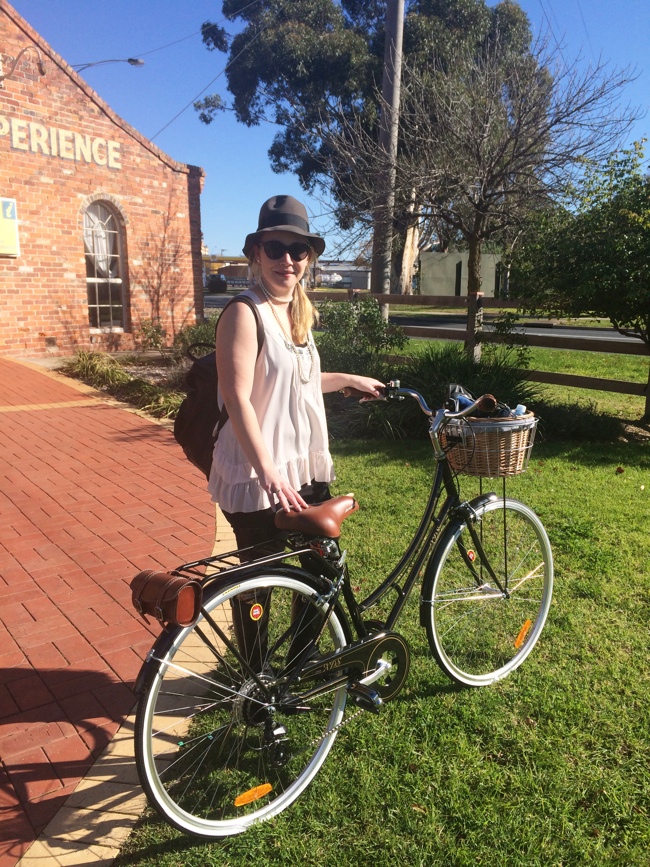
[440, 413, 538, 477]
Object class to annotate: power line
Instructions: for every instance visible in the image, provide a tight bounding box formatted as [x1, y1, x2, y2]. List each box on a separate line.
[149, 23, 269, 141]
[574, 0, 595, 61]
[536, 0, 568, 68]
[133, 0, 266, 59]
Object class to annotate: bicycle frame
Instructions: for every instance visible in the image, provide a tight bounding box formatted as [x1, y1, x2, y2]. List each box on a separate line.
[170, 384, 501, 651]
[345, 385, 501, 635]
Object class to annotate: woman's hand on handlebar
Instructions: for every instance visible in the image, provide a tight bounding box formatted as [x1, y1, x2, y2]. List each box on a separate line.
[339, 375, 386, 402]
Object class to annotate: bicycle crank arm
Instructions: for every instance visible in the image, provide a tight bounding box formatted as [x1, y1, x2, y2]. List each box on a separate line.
[359, 657, 391, 686]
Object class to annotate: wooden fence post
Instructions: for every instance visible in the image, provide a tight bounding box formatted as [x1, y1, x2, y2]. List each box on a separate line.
[466, 292, 483, 361]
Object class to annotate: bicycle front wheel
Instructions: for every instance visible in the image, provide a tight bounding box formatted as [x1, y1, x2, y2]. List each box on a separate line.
[423, 498, 553, 687]
[135, 571, 350, 838]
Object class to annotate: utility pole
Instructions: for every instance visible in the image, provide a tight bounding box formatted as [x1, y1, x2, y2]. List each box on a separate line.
[370, 0, 405, 298]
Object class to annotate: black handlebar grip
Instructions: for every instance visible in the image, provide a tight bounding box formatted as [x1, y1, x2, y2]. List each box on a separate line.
[477, 394, 497, 413]
[341, 386, 386, 399]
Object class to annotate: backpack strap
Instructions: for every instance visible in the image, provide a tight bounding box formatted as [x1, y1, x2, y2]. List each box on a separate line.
[215, 294, 264, 436]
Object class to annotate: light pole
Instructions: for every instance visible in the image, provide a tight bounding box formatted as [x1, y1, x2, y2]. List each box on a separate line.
[370, 0, 405, 299]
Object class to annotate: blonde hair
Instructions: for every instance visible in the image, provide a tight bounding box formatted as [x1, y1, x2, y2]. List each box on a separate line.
[249, 249, 319, 345]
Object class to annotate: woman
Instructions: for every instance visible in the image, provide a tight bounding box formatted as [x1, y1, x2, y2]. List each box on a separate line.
[209, 194, 383, 558]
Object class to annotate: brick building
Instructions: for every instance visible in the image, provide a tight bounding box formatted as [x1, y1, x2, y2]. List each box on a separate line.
[0, 2, 204, 358]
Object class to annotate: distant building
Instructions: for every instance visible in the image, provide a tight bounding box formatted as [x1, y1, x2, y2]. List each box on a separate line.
[420, 252, 505, 298]
[316, 261, 371, 291]
[203, 254, 248, 288]
[0, 2, 204, 357]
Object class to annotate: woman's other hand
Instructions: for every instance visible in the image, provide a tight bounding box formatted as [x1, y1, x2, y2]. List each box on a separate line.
[262, 473, 309, 513]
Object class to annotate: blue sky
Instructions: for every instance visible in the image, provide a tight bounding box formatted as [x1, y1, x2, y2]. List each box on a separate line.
[7, 0, 649, 258]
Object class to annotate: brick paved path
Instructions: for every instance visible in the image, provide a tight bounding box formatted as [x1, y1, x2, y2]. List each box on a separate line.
[0, 358, 215, 866]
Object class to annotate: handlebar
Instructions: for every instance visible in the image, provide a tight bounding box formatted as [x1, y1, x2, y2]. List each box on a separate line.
[340, 381, 497, 426]
[384, 381, 496, 420]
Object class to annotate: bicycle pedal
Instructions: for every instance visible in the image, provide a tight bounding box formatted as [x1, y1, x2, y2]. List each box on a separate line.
[347, 681, 383, 714]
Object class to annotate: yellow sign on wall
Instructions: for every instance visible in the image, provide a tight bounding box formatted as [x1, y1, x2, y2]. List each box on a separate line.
[0, 198, 20, 257]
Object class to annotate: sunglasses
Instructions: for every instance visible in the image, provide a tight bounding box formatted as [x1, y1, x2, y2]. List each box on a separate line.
[260, 240, 312, 261]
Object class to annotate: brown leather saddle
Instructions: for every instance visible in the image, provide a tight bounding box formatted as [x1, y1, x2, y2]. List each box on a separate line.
[274, 495, 359, 539]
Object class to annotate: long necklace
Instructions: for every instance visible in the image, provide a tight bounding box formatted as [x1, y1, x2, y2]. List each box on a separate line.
[257, 280, 315, 384]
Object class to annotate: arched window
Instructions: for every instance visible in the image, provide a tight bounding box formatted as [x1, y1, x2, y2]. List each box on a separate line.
[83, 201, 126, 329]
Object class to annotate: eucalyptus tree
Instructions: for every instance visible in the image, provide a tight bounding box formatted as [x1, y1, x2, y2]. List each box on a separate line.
[197, 0, 531, 290]
[198, 1, 635, 300]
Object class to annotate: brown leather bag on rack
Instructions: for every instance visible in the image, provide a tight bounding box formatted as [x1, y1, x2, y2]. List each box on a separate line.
[130, 570, 202, 628]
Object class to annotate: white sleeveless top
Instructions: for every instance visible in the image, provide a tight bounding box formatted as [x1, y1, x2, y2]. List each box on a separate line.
[208, 289, 335, 513]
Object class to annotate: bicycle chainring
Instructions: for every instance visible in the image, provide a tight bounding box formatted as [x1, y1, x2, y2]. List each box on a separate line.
[364, 633, 410, 702]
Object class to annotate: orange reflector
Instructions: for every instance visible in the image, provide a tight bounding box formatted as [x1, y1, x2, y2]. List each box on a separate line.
[234, 783, 273, 807]
[514, 619, 533, 649]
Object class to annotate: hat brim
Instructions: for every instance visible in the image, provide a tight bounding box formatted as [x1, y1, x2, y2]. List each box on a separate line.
[243, 225, 325, 258]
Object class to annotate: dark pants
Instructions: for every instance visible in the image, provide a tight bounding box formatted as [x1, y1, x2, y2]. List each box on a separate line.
[222, 481, 331, 672]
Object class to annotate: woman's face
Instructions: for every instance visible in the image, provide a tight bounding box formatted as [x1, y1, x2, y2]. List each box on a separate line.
[254, 230, 311, 297]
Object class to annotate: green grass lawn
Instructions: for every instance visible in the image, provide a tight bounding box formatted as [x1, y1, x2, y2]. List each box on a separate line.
[527, 348, 648, 421]
[116, 436, 650, 867]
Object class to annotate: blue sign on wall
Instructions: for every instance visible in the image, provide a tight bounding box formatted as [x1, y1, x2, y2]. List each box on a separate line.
[0, 197, 20, 257]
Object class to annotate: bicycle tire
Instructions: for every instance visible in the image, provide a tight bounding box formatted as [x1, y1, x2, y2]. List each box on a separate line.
[422, 498, 553, 687]
[134, 570, 351, 837]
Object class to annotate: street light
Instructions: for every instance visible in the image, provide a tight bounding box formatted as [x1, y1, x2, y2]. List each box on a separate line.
[0, 45, 46, 88]
[72, 58, 145, 73]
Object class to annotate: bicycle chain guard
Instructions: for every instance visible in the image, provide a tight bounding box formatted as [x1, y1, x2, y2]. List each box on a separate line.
[297, 630, 410, 703]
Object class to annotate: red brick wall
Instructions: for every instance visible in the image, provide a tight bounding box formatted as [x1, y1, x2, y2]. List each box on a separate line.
[0, 3, 204, 357]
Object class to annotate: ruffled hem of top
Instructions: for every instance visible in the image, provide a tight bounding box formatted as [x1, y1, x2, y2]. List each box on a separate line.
[208, 450, 335, 514]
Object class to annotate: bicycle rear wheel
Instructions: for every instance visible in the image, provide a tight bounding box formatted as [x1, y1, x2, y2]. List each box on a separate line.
[135, 571, 350, 837]
[423, 498, 553, 686]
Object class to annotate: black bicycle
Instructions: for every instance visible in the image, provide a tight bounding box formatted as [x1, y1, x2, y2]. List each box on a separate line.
[133, 382, 553, 837]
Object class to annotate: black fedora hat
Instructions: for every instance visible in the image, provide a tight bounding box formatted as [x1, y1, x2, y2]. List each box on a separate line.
[243, 195, 325, 258]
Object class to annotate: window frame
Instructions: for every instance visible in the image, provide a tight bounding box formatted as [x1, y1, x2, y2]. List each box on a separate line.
[83, 200, 128, 332]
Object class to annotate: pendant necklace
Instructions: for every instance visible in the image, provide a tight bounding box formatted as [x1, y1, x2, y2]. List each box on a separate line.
[257, 280, 315, 384]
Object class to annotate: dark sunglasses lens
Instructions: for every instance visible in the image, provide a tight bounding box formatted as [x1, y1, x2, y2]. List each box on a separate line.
[288, 243, 311, 261]
[262, 241, 311, 261]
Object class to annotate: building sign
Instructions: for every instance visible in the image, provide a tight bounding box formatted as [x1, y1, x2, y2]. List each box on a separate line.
[0, 198, 20, 257]
[0, 115, 121, 169]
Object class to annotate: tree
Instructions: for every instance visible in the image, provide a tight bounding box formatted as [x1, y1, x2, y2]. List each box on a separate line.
[510, 143, 650, 418]
[316, 29, 637, 303]
[196, 0, 533, 291]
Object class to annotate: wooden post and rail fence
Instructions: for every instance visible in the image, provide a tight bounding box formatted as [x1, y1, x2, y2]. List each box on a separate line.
[306, 290, 649, 401]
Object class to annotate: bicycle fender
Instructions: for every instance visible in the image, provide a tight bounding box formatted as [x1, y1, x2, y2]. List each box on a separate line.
[453, 492, 499, 523]
[134, 626, 179, 696]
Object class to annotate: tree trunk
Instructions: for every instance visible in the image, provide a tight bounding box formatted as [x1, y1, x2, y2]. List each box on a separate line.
[466, 229, 484, 361]
[467, 232, 483, 296]
[398, 221, 419, 294]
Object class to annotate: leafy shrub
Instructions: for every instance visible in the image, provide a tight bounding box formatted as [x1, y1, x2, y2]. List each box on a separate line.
[533, 400, 625, 442]
[136, 319, 167, 352]
[404, 341, 538, 412]
[316, 298, 406, 378]
[328, 342, 540, 440]
[172, 313, 220, 357]
[62, 351, 184, 419]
